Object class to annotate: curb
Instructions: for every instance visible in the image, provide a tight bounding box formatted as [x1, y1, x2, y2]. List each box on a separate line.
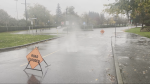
[111, 36, 123, 84]
[0, 37, 60, 52]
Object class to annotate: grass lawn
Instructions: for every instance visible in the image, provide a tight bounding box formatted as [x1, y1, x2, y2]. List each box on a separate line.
[0, 32, 56, 49]
[125, 27, 150, 38]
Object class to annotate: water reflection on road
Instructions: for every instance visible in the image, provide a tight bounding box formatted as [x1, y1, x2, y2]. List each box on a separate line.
[0, 27, 128, 83]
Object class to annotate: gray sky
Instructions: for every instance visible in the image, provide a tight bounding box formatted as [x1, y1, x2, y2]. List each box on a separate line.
[0, 0, 115, 19]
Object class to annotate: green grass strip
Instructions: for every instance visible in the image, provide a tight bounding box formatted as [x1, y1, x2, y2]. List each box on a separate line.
[125, 27, 150, 38]
[0, 33, 56, 49]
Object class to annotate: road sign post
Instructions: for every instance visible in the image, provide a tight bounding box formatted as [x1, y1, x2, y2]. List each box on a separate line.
[66, 21, 69, 34]
[131, 20, 133, 28]
[114, 15, 118, 38]
[83, 22, 86, 30]
[30, 18, 37, 35]
[24, 47, 50, 75]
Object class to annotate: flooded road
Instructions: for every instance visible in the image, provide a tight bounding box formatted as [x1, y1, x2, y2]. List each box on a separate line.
[0, 27, 128, 83]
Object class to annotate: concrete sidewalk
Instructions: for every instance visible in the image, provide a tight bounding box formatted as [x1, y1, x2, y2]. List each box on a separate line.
[114, 32, 150, 83]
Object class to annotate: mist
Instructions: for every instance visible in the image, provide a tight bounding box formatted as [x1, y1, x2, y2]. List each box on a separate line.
[0, 0, 115, 19]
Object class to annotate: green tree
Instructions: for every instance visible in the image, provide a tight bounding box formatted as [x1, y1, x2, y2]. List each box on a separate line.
[0, 9, 20, 27]
[104, 0, 150, 28]
[99, 13, 105, 25]
[67, 6, 75, 15]
[132, 0, 150, 27]
[66, 6, 80, 26]
[56, 3, 62, 26]
[0, 9, 10, 26]
[82, 13, 90, 26]
[109, 17, 115, 25]
[26, 4, 51, 26]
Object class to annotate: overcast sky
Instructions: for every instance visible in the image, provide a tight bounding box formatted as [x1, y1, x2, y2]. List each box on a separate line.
[0, 0, 115, 19]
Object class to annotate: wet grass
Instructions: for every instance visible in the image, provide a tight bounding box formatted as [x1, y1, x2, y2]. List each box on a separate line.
[0, 32, 56, 49]
[125, 27, 150, 38]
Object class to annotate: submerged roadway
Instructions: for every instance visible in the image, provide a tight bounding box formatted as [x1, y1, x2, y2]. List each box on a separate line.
[0, 27, 128, 84]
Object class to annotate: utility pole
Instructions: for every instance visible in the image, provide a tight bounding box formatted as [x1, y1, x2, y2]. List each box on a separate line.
[25, 0, 27, 27]
[15, 0, 18, 29]
[22, 1, 36, 29]
[66, 7, 68, 34]
[115, 23, 116, 38]
[15, 0, 18, 20]
[30, 18, 37, 35]
[114, 15, 118, 38]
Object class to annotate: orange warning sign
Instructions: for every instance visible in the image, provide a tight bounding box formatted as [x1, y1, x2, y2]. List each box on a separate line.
[100, 29, 105, 34]
[26, 47, 43, 69]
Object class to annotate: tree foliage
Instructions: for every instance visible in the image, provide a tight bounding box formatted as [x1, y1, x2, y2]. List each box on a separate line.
[66, 6, 81, 25]
[56, 3, 62, 25]
[104, 0, 150, 27]
[0, 3, 128, 29]
[0, 9, 10, 26]
[27, 4, 51, 26]
[0, 9, 26, 26]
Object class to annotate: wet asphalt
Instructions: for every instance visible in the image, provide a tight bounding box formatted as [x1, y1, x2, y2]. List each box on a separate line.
[114, 31, 150, 83]
[0, 27, 128, 84]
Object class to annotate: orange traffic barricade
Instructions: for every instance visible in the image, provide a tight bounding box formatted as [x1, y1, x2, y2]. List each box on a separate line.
[100, 29, 105, 34]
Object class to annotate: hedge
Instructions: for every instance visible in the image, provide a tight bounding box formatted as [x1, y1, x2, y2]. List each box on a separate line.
[0, 26, 56, 32]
